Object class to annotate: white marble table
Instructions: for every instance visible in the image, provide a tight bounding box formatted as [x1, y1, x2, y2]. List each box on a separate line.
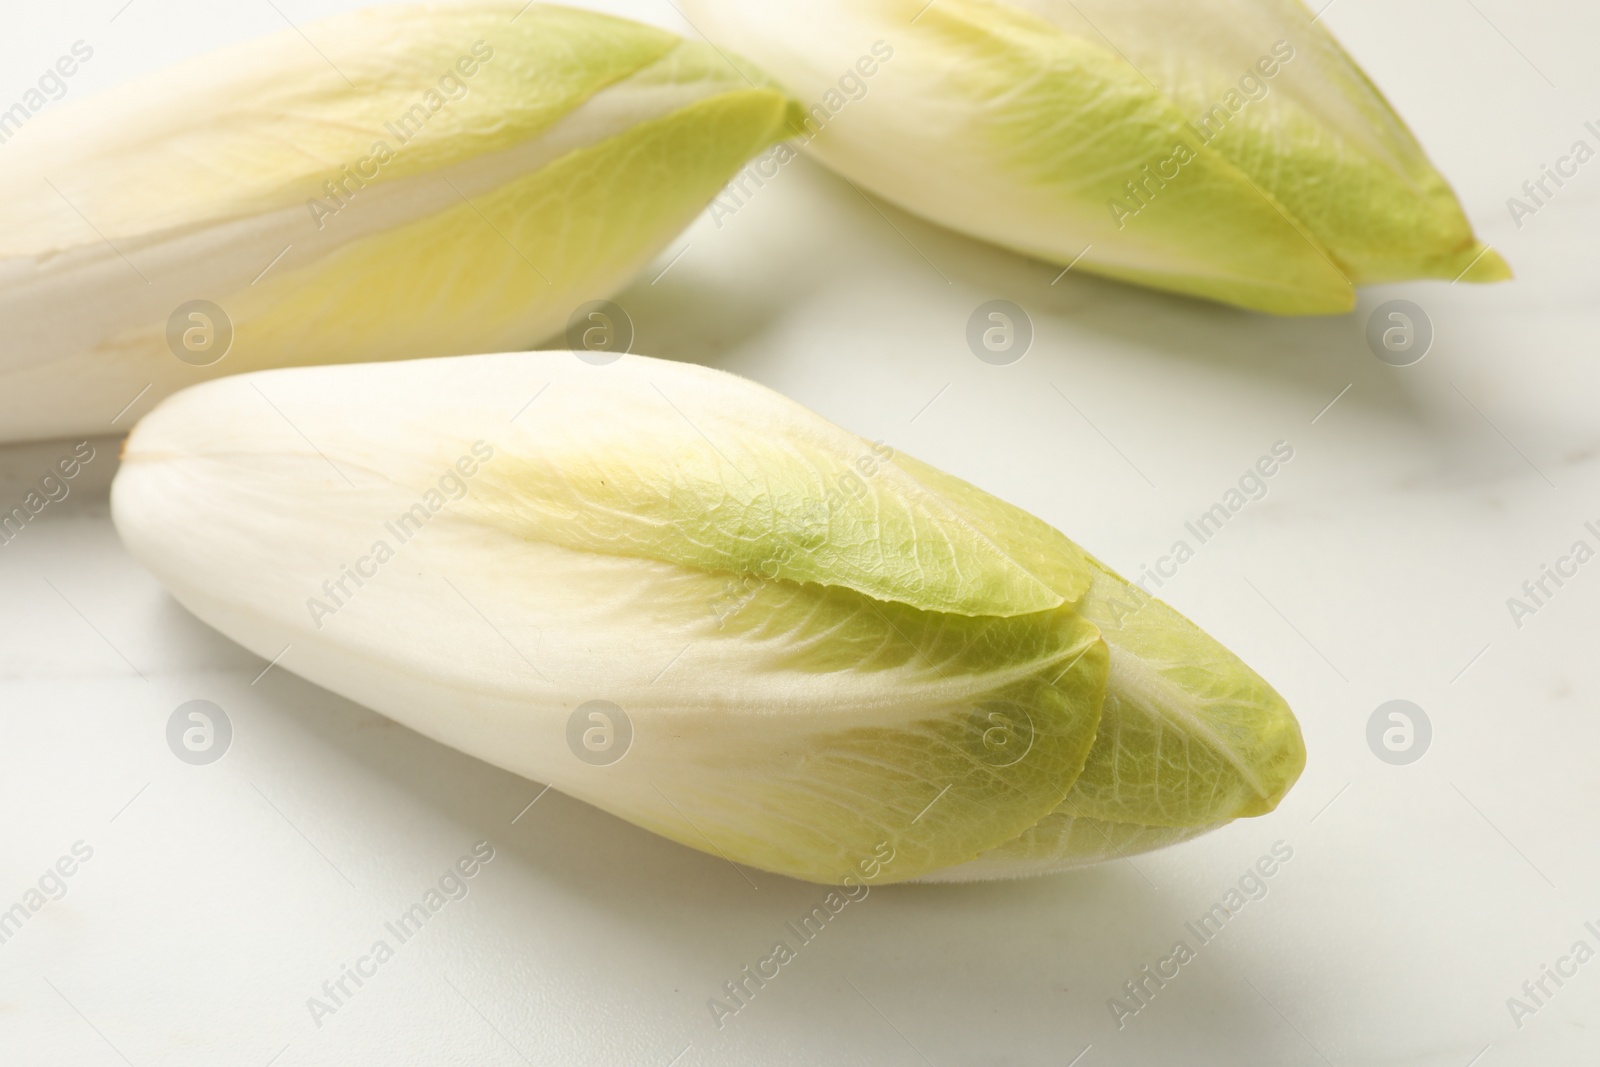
[3, 2, 1598, 1064]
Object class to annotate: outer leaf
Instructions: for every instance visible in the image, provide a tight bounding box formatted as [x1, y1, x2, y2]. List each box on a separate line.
[1062, 563, 1306, 825]
[908, 0, 1355, 313]
[862, 453, 1304, 828]
[918, 814, 1219, 883]
[466, 360, 1084, 617]
[1010, 0, 1510, 284]
[898, 488, 1306, 879]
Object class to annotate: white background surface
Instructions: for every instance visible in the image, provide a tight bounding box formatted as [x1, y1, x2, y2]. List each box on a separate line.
[3, 1, 1599, 1065]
